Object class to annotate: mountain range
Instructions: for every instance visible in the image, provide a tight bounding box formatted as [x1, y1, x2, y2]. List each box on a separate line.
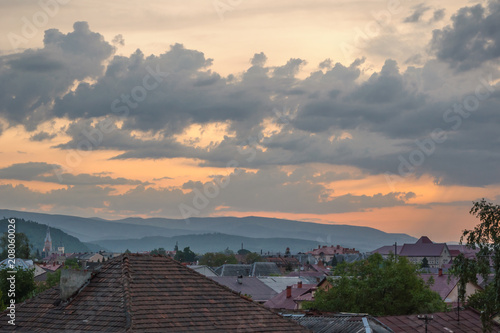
[0, 209, 417, 253]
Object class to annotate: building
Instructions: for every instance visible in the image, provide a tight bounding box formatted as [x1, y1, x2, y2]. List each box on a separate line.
[306, 245, 359, 263]
[0, 254, 310, 332]
[421, 270, 483, 306]
[263, 281, 317, 311]
[42, 226, 52, 257]
[371, 236, 452, 268]
[209, 276, 277, 303]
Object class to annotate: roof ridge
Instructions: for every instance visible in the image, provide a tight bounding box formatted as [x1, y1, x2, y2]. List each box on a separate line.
[121, 254, 133, 331]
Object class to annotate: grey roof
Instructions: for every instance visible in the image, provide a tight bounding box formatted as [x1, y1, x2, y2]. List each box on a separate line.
[209, 276, 278, 302]
[258, 276, 319, 293]
[215, 264, 252, 276]
[291, 315, 393, 333]
[251, 262, 281, 277]
[188, 265, 218, 277]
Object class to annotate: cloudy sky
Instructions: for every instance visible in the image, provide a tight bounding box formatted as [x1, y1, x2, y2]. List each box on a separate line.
[0, 0, 499, 242]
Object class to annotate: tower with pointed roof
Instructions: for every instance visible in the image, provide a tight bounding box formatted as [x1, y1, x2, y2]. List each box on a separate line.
[43, 226, 52, 257]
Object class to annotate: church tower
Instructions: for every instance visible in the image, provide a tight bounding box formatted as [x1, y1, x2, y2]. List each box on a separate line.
[43, 226, 52, 256]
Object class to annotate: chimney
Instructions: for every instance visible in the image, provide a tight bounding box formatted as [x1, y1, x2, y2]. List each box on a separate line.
[438, 268, 443, 277]
[298, 281, 302, 288]
[237, 275, 243, 284]
[286, 285, 292, 298]
[60, 269, 92, 301]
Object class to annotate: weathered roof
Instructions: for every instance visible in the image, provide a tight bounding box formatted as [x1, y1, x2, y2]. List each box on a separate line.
[251, 262, 281, 276]
[420, 274, 458, 300]
[399, 243, 446, 257]
[188, 264, 218, 277]
[263, 284, 316, 310]
[215, 264, 252, 276]
[0, 254, 310, 332]
[291, 314, 393, 333]
[0, 258, 33, 270]
[370, 245, 402, 255]
[259, 276, 320, 293]
[209, 276, 277, 302]
[377, 308, 500, 332]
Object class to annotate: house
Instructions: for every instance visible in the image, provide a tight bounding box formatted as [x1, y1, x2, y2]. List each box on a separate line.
[307, 245, 360, 263]
[209, 276, 277, 303]
[421, 271, 483, 306]
[263, 281, 317, 310]
[378, 308, 500, 332]
[0, 254, 310, 332]
[266, 256, 301, 273]
[371, 236, 452, 268]
[259, 276, 322, 293]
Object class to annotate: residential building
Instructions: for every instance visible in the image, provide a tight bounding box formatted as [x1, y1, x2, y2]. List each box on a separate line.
[209, 276, 277, 303]
[289, 314, 393, 333]
[263, 282, 317, 311]
[306, 245, 359, 263]
[215, 262, 281, 277]
[421, 270, 483, 306]
[371, 236, 452, 268]
[0, 254, 309, 332]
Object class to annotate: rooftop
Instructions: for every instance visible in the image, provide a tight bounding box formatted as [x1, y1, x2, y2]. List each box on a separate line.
[0, 254, 310, 332]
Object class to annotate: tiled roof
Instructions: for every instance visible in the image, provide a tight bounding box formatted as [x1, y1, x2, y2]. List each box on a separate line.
[0, 254, 310, 332]
[377, 308, 500, 332]
[209, 276, 277, 302]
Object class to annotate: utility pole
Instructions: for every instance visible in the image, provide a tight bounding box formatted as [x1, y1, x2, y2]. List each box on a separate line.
[417, 315, 433, 333]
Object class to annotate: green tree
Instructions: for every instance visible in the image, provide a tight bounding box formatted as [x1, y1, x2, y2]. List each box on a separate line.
[421, 257, 429, 269]
[0, 233, 33, 260]
[450, 199, 500, 332]
[174, 247, 197, 263]
[245, 252, 264, 264]
[0, 267, 36, 306]
[199, 252, 237, 267]
[150, 248, 166, 255]
[330, 256, 338, 267]
[65, 258, 80, 269]
[305, 253, 446, 316]
[124, 249, 131, 254]
[238, 249, 251, 255]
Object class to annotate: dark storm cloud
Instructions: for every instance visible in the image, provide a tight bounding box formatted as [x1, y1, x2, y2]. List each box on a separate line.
[30, 131, 56, 141]
[0, 21, 114, 130]
[0, 162, 148, 186]
[431, 1, 500, 71]
[404, 4, 431, 23]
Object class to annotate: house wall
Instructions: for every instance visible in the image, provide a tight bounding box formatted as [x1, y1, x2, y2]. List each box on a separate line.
[446, 283, 481, 304]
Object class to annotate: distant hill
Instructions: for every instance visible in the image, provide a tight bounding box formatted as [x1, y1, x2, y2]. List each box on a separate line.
[0, 218, 104, 254]
[91, 233, 323, 254]
[0, 210, 417, 252]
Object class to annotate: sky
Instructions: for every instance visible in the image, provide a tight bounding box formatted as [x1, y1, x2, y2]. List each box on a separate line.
[0, 0, 499, 242]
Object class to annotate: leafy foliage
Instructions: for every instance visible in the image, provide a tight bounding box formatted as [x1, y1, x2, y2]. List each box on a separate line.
[0, 267, 36, 306]
[199, 252, 237, 267]
[451, 199, 500, 332]
[245, 252, 265, 264]
[150, 248, 166, 255]
[174, 247, 196, 263]
[305, 253, 447, 316]
[0, 232, 33, 260]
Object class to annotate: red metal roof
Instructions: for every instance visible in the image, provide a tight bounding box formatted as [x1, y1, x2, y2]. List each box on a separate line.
[378, 308, 500, 332]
